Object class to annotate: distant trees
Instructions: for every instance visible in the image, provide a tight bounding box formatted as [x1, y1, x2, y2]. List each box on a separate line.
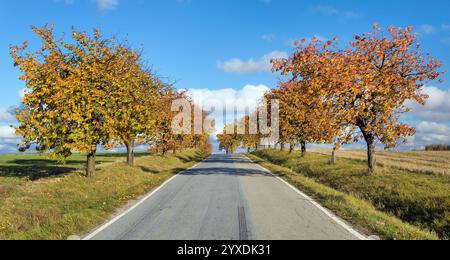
[239, 115, 260, 152]
[425, 145, 450, 151]
[11, 25, 211, 177]
[217, 124, 242, 154]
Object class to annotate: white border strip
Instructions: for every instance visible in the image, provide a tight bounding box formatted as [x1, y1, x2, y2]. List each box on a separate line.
[244, 155, 368, 241]
[83, 162, 202, 240]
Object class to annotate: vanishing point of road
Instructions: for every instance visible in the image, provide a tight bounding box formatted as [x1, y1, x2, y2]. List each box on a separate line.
[85, 154, 366, 240]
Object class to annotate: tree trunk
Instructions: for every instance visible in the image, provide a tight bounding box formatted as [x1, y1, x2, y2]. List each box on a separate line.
[255, 145, 258, 151]
[125, 140, 135, 166]
[300, 141, 306, 157]
[361, 127, 376, 175]
[365, 134, 376, 175]
[173, 148, 177, 155]
[86, 150, 96, 178]
[330, 147, 337, 164]
[280, 143, 285, 151]
[247, 147, 251, 153]
[289, 140, 294, 153]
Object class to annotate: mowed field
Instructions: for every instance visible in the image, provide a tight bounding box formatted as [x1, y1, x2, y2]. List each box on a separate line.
[312, 149, 450, 176]
[250, 149, 450, 240]
[0, 150, 206, 240]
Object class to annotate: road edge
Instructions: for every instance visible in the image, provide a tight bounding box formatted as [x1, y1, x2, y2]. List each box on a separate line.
[82, 161, 203, 240]
[243, 155, 369, 241]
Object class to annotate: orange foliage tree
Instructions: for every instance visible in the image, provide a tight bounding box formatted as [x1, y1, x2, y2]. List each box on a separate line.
[217, 124, 241, 154]
[239, 115, 261, 152]
[273, 25, 444, 174]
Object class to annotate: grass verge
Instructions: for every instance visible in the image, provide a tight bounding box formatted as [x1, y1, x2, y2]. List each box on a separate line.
[0, 149, 207, 240]
[247, 152, 441, 240]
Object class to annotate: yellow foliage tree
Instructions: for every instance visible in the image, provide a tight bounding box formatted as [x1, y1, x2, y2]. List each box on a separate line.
[11, 25, 123, 177]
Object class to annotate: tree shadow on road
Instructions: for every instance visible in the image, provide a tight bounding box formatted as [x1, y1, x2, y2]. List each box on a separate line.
[181, 167, 272, 177]
[202, 156, 250, 164]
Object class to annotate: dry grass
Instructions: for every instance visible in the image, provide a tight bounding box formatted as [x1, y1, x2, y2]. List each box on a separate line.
[0, 150, 207, 240]
[311, 149, 450, 176]
[251, 149, 450, 239]
[247, 153, 439, 240]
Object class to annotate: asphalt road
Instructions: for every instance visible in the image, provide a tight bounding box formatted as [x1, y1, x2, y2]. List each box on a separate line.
[86, 154, 364, 240]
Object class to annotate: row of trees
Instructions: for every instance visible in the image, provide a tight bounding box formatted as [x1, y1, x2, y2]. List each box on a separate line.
[219, 25, 444, 175]
[11, 25, 211, 177]
[217, 112, 267, 155]
[425, 145, 450, 151]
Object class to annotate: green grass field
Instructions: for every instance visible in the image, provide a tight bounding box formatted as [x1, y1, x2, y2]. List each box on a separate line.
[0, 150, 207, 240]
[250, 149, 450, 240]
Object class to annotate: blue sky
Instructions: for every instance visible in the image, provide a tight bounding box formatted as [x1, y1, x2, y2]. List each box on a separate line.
[1, 0, 450, 152]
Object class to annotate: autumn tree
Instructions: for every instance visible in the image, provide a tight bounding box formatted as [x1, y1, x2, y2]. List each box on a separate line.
[274, 25, 444, 174]
[11, 25, 122, 177]
[150, 89, 199, 155]
[190, 105, 213, 154]
[337, 25, 443, 174]
[264, 89, 299, 153]
[150, 88, 177, 155]
[217, 124, 241, 154]
[104, 46, 163, 166]
[239, 115, 260, 152]
[267, 74, 339, 157]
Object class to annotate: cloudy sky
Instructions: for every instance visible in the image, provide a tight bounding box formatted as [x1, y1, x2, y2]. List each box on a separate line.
[1, 0, 450, 152]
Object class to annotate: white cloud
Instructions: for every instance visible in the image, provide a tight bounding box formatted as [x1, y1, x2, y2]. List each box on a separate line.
[406, 86, 450, 122]
[311, 5, 360, 18]
[0, 126, 16, 139]
[0, 108, 15, 123]
[0, 126, 21, 153]
[420, 24, 437, 34]
[54, 0, 75, 4]
[187, 84, 271, 134]
[401, 86, 450, 147]
[96, 0, 119, 11]
[262, 34, 276, 42]
[419, 23, 450, 34]
[56, 0, 118, 11]
[414, 121, 450, 145]
[217, 51, 288, 73]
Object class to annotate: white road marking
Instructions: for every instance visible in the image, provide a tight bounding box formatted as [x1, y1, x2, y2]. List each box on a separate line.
[243, 155, 368, 241]
[82, 162, 202, 240]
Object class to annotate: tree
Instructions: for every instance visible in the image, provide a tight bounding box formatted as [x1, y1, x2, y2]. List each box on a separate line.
[150, 89, 194, 155]
[239, 115, 260, 152]
[337, 25, 443, 174]
[217, 124, 241, 154]
[105, 47, 162, 166]
[189, 105, 213, 154]
[268, 76, 340, 158]
[274, 25, 444, 174]
[11, 25, 121, 177]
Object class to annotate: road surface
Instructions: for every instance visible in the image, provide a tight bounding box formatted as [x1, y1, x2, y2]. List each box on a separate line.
[85, 154, 365, 240]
